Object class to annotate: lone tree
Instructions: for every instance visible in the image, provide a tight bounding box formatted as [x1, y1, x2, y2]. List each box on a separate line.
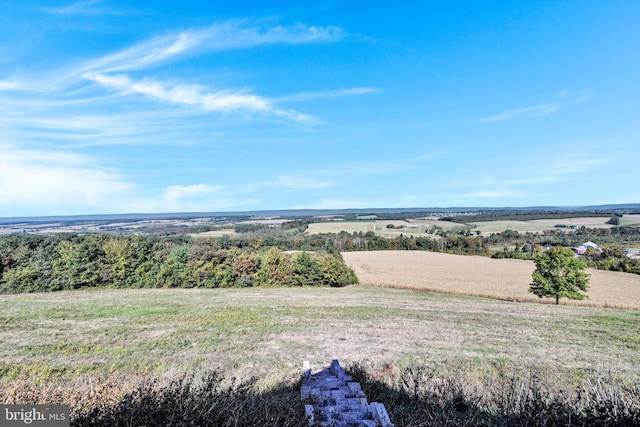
[529, 247, 590, 304]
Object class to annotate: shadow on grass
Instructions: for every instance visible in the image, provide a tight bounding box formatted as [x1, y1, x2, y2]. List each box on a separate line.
[72, 370, 309, 427]
[347, 363, 640, 427]
[35, 365, 639, 426]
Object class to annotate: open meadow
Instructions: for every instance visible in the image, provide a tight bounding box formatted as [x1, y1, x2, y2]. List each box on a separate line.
[343, 251, 640, 309]
[1, 286, 639, 423]
[302, 215, 640, 238]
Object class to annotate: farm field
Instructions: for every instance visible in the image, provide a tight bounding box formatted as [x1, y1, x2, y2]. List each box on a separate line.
[342, 250, 640, 310]
[467, 220, 562, 234]
[305, 220, 377, 234]
[454, 216, 635, 234]
[305, 219, 447, 237]
[529, 214, 640, 228]
[2, 286, 639, 424]
[190, 228, 236, 237]
[1, 287, 638, 390]
[304, 215, 637, 238]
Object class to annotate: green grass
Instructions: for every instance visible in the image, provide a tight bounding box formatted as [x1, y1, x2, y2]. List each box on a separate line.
[2, 286, 639, 425]
[2, 287, 638, 386]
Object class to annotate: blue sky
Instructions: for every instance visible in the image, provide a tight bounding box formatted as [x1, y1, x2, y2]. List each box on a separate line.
[1, 0, 639, 216]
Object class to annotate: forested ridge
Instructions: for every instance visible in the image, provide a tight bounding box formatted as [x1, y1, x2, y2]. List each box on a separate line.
[2, 223, 639, 293]
[0, 234, 358, 293]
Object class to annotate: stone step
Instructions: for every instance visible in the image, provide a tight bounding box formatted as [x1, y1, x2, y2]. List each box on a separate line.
[301, 360, 394, 427]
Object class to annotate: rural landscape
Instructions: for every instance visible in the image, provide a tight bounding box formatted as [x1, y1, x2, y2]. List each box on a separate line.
[2, 1, 640, 426]
[1, 206, 640, 425]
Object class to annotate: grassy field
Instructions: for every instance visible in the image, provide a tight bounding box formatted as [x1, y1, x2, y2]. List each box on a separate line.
[343, 250, 640, 309]
[1, 287, 638, 383]
[305, 219, 455, 238]
[463, 216, 621, 234]
[190, 228, 237, 237]
[304, 220, 377, 234]
[304, 215, 640, 237]
[1, 286, 639, 424]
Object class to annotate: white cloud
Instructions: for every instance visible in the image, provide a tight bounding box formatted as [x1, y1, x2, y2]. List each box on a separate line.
[0, 144, 263, 215]
[462, 190, 523, 198]
[271, 175, 336, 190]
[164, 184, 222, 201]
[0, 145, 134, 215]
[295, 199, 373, 209]
[162, 184, 264, 212]
[84, 73, 315, 122]
[478, 90, 590, 123]
[42, 0, 102, 15]
[41, 0, 136, 16]
[0, 80, 31, 91]
[276, 87, 381, 103]
[478, 104, 560, 123]
[80, 21, 344, 74]
[549, 157, 610, 175]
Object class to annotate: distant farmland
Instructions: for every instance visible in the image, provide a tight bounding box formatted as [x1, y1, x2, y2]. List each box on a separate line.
[342, 250, 640, 310]
[304, 214, 640, 237]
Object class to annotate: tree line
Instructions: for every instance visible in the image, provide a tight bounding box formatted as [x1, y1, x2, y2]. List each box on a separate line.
[0, 234, 358, 293]
[2, 223, 639, 293]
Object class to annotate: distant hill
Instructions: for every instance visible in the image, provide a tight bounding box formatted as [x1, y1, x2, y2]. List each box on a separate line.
[1, 204, 638, 225]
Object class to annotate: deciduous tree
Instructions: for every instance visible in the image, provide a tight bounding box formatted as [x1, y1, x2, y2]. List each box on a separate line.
[529, 247, 589, 304]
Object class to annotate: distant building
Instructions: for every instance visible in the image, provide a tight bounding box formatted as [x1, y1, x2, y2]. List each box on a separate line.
[626, 249, 640, 259]
[572, 241, 602, 256]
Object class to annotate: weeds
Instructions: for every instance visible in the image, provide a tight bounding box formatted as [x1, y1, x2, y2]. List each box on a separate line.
[1, 364, 638, 426]
[2, 371, 307, 426]
[348, 362, 640, 426]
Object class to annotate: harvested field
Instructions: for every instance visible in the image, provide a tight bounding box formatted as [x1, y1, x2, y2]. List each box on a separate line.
[342, 250, 640, 310]
[469, 220, 557, 234]
[305, 220, 376, 234]
[406, 218, 465, 230]
[190, 228, 236, 237]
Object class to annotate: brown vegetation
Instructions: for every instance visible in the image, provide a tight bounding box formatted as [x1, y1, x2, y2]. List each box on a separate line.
[342, 250, 640, 309]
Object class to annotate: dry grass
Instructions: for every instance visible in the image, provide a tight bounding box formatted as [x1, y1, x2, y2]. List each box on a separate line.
[404, 218, 466, 231]
[342, 250, 640, 310]
[469, 215, 640, 234]
[469, 220, 558, 234]
[304, 215, 630, 237]
[305, 221, 376, 234]
[2, 287, 638, 383]
[530, 215, 640, 227]
[190, 228, 237, 237]
[1, 286, 638, 423]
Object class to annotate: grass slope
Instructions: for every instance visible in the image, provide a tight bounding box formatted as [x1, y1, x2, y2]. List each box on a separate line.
[1, 287, 638, 382]
[343, 251, 640, 309]
[1, 287, 638, 424]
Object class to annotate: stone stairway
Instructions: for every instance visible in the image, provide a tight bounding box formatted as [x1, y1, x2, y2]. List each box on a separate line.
[301, 360, 394, 427]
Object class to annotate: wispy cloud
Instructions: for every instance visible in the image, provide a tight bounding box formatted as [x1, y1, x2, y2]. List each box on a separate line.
[84, 73, 315, 122]
[477, 90, 590, 123]
[163, 184, 223, 210]
[1, 19, 345, 148]
[41, 0, 136, 16]
[80, 21, 344, 74]
[0, 144, 133, 215]
[161, 184, 263, 212]
[0, 144, 265, 215]
[68, 20, 346, 123]
[549, 156, 610, 175]
[270, 175, 336, 190]
[295, 199, 373, 209]
[461, 190, 523, 198]
[478, 104, 560, 123]
[276, 87, 381, 103]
